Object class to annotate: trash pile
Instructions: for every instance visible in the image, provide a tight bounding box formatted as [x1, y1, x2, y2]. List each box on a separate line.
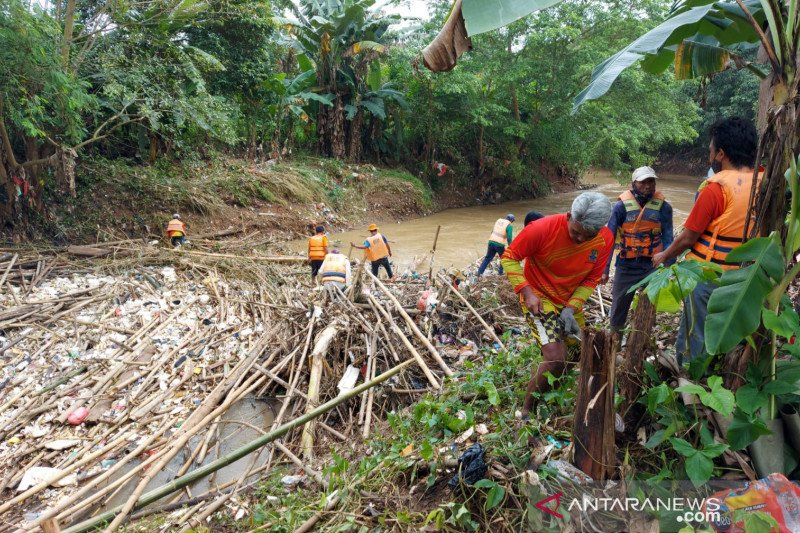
[0, 243, 514, 532]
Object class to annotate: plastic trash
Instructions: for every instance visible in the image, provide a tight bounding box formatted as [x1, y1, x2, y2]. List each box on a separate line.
[705, 473, 800, 533]
[545, 460, 592, 485]
[448, 443, 488, 488]
[281, 474, 306, 489]
[44, 439, 81, 450]
[337, 365, 360, 396]
[67, 407, 90, 425]
[17, 467, 77, 491]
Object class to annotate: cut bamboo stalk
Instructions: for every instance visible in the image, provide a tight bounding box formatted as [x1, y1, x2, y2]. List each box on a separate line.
[363, 333, 378, 439]
[437, 273, 504, 348]
[368, 271, 453, 376]
[367, 294, 440, 389]
[301, 324, 340, 459]
[0, 253, 18, 287]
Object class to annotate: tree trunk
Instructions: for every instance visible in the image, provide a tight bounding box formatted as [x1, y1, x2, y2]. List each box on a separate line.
[61, 0, 76, 67]
[478, 123, 485, 175]
[573, 328, 616, 481]
[348, 108, 363, 163]
[331, 96, 346, 160]
[619, 295, 656, 427]
[317, 103, 329, 156]
[247, 122, 256, 162]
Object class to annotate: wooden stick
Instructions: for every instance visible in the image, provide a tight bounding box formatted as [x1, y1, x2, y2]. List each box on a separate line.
[427, 225, 441, 281]
[369, 271, 453, 376]
[0, 253, 18, 287]
[437, 274, 504, 348]
[367, 294, 440, 389]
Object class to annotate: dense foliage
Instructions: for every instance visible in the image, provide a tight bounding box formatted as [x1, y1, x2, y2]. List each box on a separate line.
[0, 0, 756, 233]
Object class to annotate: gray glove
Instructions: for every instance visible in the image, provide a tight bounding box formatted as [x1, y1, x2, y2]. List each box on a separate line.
[559, 307, 581, 337]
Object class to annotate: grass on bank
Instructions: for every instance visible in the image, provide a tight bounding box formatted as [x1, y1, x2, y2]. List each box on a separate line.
[52, 153, 433, 241]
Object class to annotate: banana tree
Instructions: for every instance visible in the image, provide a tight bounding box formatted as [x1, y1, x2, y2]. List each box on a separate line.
[278, 0, 399, 159]
[263, 65, 335, 159]
[425, 0, 798, 234]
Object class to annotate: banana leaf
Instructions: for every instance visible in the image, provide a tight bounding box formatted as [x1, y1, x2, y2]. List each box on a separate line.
[705, 237, 785, 355]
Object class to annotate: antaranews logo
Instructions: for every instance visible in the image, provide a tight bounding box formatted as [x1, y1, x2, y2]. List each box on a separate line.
[534, 492, 564, 519]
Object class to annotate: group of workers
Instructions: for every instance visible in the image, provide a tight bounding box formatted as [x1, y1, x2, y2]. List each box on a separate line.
[306, 223, 394, 290]
[476, 117, 760, 415]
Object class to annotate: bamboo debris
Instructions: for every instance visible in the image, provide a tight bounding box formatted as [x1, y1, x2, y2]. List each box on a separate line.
[0, 239, 512, 531]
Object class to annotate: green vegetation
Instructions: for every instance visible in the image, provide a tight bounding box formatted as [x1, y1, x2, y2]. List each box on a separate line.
[1, 0, 749, 237]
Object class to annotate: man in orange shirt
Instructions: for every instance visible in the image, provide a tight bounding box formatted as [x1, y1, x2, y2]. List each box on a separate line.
[653, 117, 759, 363]
[501, 192, 614, 415]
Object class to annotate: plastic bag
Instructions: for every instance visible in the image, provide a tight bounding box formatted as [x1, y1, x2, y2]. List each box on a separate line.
[448, 443, 488, 488]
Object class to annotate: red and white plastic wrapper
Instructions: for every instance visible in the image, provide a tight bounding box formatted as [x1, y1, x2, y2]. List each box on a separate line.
[704, 473, 800, 533]
[67, 407, 90, 425]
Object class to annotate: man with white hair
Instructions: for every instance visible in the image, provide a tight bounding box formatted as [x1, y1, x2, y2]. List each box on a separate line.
[501, 192, 613, 415]
[601, 166, 674, 332]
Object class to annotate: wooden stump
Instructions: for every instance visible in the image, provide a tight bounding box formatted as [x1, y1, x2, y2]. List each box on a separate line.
[618, 295, 656, 425]
[723, 344, 753, 391]
[573, 328, 616, 481]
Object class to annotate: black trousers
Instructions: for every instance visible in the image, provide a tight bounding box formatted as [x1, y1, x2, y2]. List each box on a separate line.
[609, 264, 654, 330]
[310, 260, 324, 278]
[371, 257, 393, 278]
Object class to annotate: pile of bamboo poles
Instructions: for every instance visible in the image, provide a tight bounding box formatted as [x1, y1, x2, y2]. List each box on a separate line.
[0, 242, 512, 532]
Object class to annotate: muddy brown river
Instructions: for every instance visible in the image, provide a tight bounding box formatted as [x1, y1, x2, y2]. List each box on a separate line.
[292, 170, 703, 272]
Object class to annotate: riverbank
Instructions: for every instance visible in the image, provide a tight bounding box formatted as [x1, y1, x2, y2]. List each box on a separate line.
[33, 154, 434, 245]
[21, 152, 586, 247]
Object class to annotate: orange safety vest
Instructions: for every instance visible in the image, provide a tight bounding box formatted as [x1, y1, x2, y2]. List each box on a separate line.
[166, 219, 185, 237]
[489, 218, 511, 244]
[321, 253, 348, 284]
[365, 233, 389, 261]
[687, 169, 762, 270]
[308, 234, 327, 261]
[617, 190, 666, 259]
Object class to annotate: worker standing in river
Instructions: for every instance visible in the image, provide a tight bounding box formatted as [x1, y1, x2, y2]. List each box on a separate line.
[477, 214, 515, 276]
[351, 224, 394, 280]
[166, 213, 188, 248]
[308, 225, 329, 281]
[501, 192, 613, 416]
[320, 248, 351, 293]
[653, 117, 760, 364]
[601, 166, 674, 334]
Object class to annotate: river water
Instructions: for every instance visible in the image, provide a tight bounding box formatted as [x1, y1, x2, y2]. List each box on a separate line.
[291, 170, 703, 272]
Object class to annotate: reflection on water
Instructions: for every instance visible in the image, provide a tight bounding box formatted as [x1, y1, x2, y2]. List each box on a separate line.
[290, 170, 704, 271]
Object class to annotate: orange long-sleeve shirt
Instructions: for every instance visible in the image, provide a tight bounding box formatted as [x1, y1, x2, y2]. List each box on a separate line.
[500, 213, 614, 311]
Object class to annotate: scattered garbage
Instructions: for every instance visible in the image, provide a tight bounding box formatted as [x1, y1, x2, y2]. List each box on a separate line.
[545, 460, 593, 485]
[448, 443, 488, 488]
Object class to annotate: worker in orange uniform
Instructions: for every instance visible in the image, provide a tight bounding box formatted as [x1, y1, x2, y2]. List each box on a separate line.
[320, 248, 352, 293]
[478, 214, 515, 276]
[501, 192, 614, 416]
[653, 117, 760, 364]
[166, 213, 187, 248]
[308, 225, 329, 281]
[351, 223, 393, 279]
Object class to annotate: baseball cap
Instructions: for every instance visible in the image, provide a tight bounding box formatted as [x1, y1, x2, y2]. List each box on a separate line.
[368, 223, 378, 231]
[631, 166, 658, 182]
